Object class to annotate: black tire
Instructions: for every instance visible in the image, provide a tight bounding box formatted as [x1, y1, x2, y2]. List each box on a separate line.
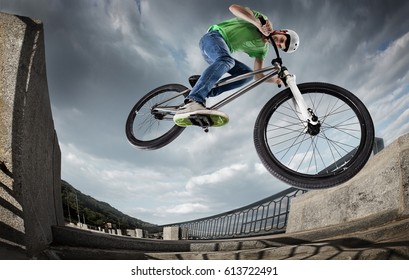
[126, 84, 188, 150]
[254, 82, 375, 189]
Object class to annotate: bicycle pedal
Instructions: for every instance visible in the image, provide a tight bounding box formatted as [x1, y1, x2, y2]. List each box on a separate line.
[188, 114, 214, 127]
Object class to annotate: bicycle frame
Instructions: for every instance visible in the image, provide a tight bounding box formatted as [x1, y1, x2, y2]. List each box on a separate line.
[150, 66, 276, 113]
[153, 62, 319, 128]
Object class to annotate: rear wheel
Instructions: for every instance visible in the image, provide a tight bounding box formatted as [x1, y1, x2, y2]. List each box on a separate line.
[254, 82, 375, 189]
[125, 84, 188, 150]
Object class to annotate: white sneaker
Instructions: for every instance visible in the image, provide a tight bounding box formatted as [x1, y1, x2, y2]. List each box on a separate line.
[174, 101, 207, 119]
[173, 101, 229, 127]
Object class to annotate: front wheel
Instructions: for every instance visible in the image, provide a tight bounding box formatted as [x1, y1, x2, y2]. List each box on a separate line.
[126, 84, 188, 150]
[254, 82, 375, 190]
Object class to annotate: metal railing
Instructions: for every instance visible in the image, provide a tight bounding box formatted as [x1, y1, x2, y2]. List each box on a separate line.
[161, 187, 306, 240]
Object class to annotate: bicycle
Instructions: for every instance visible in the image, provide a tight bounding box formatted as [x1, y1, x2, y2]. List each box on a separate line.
[125, 22, 375, 190]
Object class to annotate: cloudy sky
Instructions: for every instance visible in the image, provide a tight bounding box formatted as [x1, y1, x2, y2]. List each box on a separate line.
[1, 0, 408, 225]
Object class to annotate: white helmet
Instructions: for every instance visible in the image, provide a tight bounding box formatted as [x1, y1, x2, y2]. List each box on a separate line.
[282, 29, 300, 53]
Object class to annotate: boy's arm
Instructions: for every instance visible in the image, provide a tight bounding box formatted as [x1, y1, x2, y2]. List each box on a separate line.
[254, 58, 281, 85]
[229, 4, 273, 36]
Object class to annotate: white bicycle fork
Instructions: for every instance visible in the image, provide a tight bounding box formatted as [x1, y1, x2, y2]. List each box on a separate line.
[283, 70, 320, 130]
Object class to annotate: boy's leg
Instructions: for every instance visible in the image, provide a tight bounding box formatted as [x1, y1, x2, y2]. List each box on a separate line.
[207, 59, 253, 98]
[186, 31, 235, 105]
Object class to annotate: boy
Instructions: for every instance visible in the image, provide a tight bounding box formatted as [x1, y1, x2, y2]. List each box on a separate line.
[174, 4, 299, 126]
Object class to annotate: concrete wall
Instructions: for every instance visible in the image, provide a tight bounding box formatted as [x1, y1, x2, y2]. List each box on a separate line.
[287, 133, 409, 234]
[0, 12, 63, 258]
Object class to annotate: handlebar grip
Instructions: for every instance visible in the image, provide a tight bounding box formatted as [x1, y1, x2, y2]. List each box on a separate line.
[258, 16, 273, 41]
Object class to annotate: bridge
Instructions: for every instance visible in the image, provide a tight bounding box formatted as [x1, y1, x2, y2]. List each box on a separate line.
[1, 12, 408, 260]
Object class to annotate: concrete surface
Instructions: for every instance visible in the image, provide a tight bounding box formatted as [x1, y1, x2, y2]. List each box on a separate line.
[287, 133, 409, 233]
[0, 12, 63, 258]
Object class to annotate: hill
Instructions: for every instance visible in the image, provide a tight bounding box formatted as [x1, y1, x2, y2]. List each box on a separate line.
[61, 180, 160, 232]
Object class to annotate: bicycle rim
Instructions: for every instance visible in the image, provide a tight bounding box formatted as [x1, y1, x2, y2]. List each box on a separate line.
[254, 82, 374, 189]
[126, 84, 188, 150]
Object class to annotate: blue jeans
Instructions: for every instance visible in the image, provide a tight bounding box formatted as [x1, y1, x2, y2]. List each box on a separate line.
[187, 31, 253, 105]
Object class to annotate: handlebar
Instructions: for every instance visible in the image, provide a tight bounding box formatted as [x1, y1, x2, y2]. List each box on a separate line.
[259, 16, 284, 88]
[258, 16, 282, 66]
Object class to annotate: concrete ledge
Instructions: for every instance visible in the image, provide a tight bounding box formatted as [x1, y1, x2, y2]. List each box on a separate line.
[0, 12, 62, 258]
[51, 226, 191, 252]
[286, 133, 409, 233]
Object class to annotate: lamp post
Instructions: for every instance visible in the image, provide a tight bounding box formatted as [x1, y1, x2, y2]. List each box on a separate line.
[75, 191, 80, 224]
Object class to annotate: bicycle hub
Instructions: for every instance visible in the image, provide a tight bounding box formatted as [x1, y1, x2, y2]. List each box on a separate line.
[307, 120, 321, 136]
[306, 108, 320, 135]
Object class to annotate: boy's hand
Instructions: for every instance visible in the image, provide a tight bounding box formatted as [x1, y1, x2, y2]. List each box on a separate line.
[272, 77, 282, 87]
[258, 19, 273, 36]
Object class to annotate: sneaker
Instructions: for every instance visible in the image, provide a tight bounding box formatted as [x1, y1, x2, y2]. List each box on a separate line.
[173, 101, 207, 126]
[173, 100, 229, 127]
[175, 100, 207, 115]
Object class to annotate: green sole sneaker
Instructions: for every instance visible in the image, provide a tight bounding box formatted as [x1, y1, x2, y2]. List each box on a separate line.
[174, 111, 229, 128]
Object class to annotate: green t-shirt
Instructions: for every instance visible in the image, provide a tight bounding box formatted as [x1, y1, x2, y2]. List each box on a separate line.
[208, 10, 269, 59]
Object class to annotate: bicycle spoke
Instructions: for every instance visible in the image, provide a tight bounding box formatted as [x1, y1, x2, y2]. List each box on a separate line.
[267, 122, 304, 134]
[291, 134, 311, 170]
[274, 110, 304, 125]
[309, 136, 326, 173]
